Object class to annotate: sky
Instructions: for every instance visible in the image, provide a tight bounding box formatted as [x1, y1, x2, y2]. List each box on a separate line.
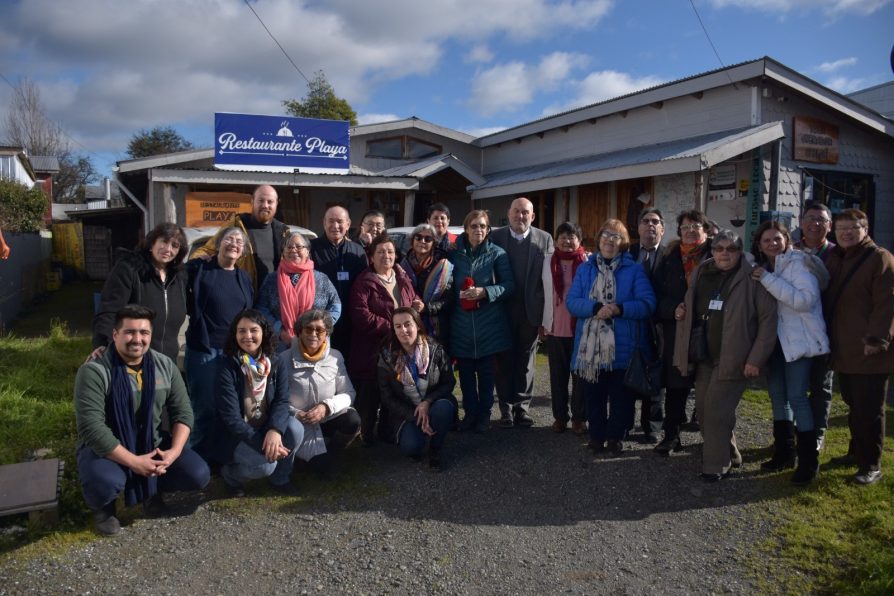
[1, 0, 892, 178]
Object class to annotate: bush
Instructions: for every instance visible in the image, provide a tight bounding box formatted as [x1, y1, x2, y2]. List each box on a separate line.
[0, 178, 47, 233]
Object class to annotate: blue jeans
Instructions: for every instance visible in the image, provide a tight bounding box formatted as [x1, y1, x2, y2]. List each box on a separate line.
[221, 417, 304, 487]
[184, 347, 224, 458]
[456, 357, 495, 423]
[398, 399, 457, 457]
[77, 444, 210, 511]
[766, 345, 814, 431]
[582, 369, 633, 442]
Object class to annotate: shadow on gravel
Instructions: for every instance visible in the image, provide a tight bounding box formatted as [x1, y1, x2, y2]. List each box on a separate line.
[301, 397, 793, 527]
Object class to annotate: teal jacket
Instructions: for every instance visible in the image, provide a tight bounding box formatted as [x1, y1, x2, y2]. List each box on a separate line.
[447, 234, 515, 359]
[74, 348, 194, 457]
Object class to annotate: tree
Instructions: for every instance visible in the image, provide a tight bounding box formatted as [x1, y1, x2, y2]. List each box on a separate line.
[126, 126, 194, 158]
[2, 78, 97, 202]
[282, 71, 358, 125]
[0, 178, 49, 232]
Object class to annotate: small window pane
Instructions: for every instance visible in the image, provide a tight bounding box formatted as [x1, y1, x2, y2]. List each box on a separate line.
[406, 138, 440, 159]
[367, 138, 403, 158]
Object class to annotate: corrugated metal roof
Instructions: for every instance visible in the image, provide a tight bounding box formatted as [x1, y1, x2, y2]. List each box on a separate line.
[29, 155, 60, 172]
[471, 123, 781, 191]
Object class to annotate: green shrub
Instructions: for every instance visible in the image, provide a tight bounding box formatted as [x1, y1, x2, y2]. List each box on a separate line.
[0, 178, 47, 233]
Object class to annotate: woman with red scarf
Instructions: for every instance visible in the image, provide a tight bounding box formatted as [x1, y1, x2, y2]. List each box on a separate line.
[546, 222, 589, 435]
[256, 232, 341, 351]
[652, 210, 711, 455]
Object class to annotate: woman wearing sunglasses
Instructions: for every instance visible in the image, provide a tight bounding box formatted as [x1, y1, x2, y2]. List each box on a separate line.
[398, 223, 454, 346]
[672, 229, 777, 482]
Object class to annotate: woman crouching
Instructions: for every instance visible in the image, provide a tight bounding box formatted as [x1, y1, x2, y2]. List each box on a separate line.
[216, 309, 304, 496]
[377, 307, 457, 470]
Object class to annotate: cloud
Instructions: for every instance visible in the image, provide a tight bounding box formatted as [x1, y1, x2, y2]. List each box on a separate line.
[468, 52, 589, 115]
[461, 125, 509, 138]
[817, 57, 857, 73]
[825, 76, 871, 94]
[708, 0, 891, 17]
[465, 44, 494, 64]
[357, 113, 403, 125]
[541, 70, 664, 115]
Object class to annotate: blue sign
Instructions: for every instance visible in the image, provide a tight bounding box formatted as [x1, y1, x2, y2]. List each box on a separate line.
[214, 113, 350, 172]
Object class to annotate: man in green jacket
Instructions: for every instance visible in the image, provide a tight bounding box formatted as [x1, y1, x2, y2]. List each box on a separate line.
[75, 305, 210, 536]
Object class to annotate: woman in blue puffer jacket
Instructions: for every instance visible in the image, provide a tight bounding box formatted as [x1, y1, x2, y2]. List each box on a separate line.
[448, 209, 515, 433]
[567, 219, 655, 457]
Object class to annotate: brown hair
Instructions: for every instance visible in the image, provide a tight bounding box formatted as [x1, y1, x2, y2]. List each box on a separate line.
[598, 218, 631, 251]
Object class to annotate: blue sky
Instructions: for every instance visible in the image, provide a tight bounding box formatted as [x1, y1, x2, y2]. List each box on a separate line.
[1, 0, 891, 178]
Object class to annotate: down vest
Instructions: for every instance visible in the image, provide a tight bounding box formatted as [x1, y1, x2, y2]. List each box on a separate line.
[756, 248, 829, 362]
[447, 235, 515, 359]
[566, 252, 656, 372]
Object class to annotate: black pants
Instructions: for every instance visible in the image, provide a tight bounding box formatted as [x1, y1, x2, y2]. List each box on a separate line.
[633, 389, 664, 435]
[662, 386, 692, 438]
[809, 355, 834, 431]
[547, 335, 586, 422]
[321, 408, 361, 438]
[838, 372, 888, 472]
[354, 381, 387, 441]
[496, 310, 539, 416]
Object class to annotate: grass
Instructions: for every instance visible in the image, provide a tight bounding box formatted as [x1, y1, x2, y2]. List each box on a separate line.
[741, 387, 894, 594]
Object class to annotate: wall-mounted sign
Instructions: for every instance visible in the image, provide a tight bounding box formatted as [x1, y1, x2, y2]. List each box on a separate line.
[185, 191, 251, 227]
[708, 164, 737, 189]
[214, 113, 350, 173]
[792, 117, 839, 164]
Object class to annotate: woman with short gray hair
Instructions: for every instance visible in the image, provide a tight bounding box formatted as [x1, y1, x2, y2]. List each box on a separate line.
[285, 309, 360, 473]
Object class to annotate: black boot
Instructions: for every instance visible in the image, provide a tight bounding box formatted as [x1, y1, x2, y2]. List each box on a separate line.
[792, 430, 819, 485]
[761, 420, 797, 471]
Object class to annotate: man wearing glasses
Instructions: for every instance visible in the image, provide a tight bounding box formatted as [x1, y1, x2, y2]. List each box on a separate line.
[794, 202, 836, 451]
[356, 209, 387, 249]
[490, 197, 555, 428]
[628, 208, 667, 443]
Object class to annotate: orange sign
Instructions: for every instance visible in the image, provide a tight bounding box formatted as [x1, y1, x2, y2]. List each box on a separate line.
[185, 192, 251, 227]
[793, 117, 839, 164]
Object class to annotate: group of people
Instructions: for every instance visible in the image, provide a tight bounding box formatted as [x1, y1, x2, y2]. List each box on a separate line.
[75, 184, 893, 536]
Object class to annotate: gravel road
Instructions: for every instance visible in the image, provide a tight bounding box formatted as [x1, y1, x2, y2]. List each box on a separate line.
[0, 371, 784, 595]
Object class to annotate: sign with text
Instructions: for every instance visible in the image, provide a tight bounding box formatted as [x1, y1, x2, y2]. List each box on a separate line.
[214, 113, 350, 173]
[792, 117, 839, 164]
[185, 191, 251, 227]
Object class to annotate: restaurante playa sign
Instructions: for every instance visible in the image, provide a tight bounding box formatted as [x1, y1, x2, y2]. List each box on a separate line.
[214, 112, 350, 173]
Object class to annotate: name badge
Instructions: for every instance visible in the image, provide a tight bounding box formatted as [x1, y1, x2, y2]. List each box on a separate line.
[708, 299, 724, 311]
[337, 271, 350, 281]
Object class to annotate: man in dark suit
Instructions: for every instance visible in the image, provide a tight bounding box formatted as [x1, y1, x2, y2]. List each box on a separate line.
[490, 197, 554, 427]
[628, 207, 666, 443]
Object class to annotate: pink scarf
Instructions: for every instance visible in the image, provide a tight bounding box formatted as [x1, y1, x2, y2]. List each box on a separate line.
[278, 258, 316, 339]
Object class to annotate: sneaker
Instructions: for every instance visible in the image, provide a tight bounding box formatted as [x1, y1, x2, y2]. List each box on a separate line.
[571, 421, 588, 436]
[854, 469, 883, 485]
[654, 435, 681, 456]
[514, 411, 534, 428]
[93, 503, 120, 536]
[498, 412, 514, 429]
[142, 494, 167, 517]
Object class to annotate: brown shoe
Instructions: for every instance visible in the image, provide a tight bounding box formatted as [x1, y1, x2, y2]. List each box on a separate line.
[551, 420, 567, 433]
[571, 421, 588, 436]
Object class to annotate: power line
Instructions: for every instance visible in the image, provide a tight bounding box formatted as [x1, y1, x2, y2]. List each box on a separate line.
[689, 0, 725, 69]
[242, 0, 310, 86]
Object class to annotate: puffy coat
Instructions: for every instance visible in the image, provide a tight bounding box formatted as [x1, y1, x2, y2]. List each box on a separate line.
[447, 235, 515, 359]
[348, 266, 418, 379]
[756, 248, 829, 361]
[566, 252, 656, 372]
[93, 250, 187, 362]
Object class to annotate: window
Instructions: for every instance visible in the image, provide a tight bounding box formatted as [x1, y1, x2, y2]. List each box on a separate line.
[366, 135, 442, 160]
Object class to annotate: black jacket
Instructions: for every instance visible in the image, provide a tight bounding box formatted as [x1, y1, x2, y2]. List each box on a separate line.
[92, 250, 187, 362]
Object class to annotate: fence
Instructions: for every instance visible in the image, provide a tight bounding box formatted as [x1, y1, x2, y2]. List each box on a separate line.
[0, 232, 53, 330]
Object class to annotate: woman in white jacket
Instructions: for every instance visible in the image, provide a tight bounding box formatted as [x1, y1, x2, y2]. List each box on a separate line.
[751, 221, 829, 485]
[284, 309, 360, 474]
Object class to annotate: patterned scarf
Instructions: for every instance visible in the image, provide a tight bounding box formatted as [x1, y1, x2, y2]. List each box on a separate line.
[392, 338, 431, 397]
[278, 258, 316, 340]
[239, 352, 271, 426]
[550, 246, 586, 305]
[680, 242, 706, 284]
[108, 348, 157, 506]
[407, 249, 434, 275]
[573, 253, 619, 383]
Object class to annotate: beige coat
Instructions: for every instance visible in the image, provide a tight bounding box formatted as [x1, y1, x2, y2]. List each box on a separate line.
[673, 259, 777, 381]
[823, 237, 894, 375]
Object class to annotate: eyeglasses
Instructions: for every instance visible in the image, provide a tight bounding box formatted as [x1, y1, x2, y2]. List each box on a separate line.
[362, 222, 386, 231]
[221, 237, 245, 246]
[285, 244, 308, 251]
[600, 231, 622, 242]
[680, 223, 703, 232]
[413, 234, 434, 243]
[468, 223, 488, 230]
[834, 225, 863, 234]
[301, 325, 328, 336]
[640, 218, 663, 226]
[711, 244, 740, 254]
[803, 215, 830, 224]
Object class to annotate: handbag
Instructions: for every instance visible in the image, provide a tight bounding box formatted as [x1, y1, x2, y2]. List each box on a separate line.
[688, 321, 709, 363]
[624, 322, 662, 397]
